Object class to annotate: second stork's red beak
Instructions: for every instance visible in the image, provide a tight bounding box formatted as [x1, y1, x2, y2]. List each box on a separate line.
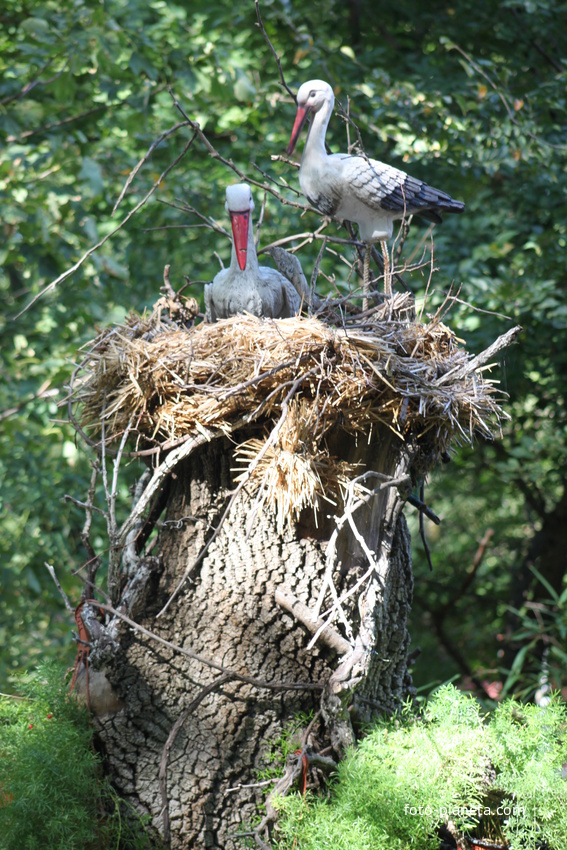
[230, 210, 250, 271]
[287, 105, 310, 155]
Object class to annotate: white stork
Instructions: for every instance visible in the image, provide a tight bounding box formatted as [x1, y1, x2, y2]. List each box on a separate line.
[286, 79, 465, 301]
[205, 183, 302, 322]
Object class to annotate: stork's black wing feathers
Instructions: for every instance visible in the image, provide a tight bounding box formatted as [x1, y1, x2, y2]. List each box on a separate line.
[379, 172, 465, 221]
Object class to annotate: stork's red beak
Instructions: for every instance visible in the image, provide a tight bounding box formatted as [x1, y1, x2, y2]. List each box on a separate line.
[230, 210, 250, 271]
[287, 105, 311, 155]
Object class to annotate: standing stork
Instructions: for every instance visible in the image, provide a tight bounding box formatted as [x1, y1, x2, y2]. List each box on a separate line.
[286, 79, 465, 302]
[205, 183, 302, 322]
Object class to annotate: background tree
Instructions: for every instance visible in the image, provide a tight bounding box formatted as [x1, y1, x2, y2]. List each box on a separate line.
[1, 0, 565, 731]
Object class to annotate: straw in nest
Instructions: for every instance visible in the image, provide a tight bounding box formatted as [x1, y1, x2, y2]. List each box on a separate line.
[72, 300, 507, 527]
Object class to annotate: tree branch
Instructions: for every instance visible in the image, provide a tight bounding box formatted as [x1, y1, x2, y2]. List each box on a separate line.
[0, 381, 58, 422]
[0, 52, 65, 106]
[112, 121, 192, 215]
[436, 325, 522, 385]
[14, 129, 198, 317]
[254, 1, 295, 99]
[45, 563, 74, 613]
[275, 587, 351, 655]
[168, 87, 309, 213]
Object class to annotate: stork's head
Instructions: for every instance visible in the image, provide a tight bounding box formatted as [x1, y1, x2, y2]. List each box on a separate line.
[287, 80, 335, 155]
[225, 183, 254, 271]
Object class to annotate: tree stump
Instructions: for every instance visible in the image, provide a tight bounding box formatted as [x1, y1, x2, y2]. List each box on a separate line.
[95, 423, 414, 847]
[70, 301, 516, 848]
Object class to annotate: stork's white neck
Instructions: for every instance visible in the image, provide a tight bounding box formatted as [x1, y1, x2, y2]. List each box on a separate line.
[303, 96, 334, 164]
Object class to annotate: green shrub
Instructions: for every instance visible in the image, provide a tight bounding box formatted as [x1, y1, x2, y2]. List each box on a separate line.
[491, 699, 567, 849]
[273, 685, 567, 850]
[0, 661, 156, 850]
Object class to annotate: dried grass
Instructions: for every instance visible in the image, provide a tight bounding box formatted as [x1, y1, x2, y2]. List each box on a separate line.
[232, 398, 359, 532]
[71, 294, 507, 528]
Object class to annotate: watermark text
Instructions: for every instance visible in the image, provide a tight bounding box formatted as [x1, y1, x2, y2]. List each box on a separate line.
[404, 804, 525, 818]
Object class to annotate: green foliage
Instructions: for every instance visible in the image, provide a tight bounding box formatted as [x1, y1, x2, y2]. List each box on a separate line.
[491, 698, 567, 850]
[501, 568, 567, 700]
[0, 0, 566, 698]
[273, 686, 567, 850]
[0, 661, 105, 849]
[257, 711, 315, 782]
[0, 661, 157, 850]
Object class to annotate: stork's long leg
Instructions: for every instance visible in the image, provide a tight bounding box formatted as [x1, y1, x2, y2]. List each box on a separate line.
[362, 245, 371, 312]
[381, 240, 391, 297]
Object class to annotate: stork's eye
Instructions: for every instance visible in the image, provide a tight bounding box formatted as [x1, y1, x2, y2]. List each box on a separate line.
[309, 90, 316, 98]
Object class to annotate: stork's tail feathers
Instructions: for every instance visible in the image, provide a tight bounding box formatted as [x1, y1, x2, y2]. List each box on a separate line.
[414, 184, 465, 224]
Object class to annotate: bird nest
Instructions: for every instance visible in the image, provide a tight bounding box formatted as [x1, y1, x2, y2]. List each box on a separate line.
[71, 294, 507, 530]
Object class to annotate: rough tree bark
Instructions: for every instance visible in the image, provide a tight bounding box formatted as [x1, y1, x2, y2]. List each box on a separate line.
[92, 422, 416, 849]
